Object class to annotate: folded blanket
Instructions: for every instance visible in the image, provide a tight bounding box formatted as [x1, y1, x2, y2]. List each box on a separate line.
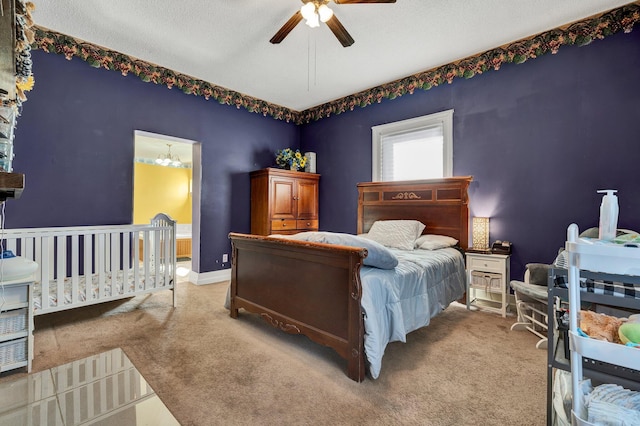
[587, 384, 640, 425]
[553, 273, 640, 299]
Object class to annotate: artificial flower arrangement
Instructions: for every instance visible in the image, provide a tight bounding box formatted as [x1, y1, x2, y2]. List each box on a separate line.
[275, 148, 307, 171]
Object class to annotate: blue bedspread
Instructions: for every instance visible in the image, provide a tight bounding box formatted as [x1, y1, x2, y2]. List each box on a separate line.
[361, 247, 466, 379]
[226, 233, 466, 380]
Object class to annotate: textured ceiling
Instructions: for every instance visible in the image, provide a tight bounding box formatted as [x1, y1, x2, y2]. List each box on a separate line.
[32, 0, 633, 111]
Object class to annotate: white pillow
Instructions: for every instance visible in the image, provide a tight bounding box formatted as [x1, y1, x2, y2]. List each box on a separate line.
[364, 220, 425, 250]
[415, 234, 458, 250]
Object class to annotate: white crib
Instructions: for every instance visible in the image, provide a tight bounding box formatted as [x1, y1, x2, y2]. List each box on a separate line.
[1, 213, 177, 315]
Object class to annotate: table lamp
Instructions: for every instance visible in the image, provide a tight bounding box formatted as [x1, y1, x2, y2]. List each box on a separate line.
[472, 217, 490, 250]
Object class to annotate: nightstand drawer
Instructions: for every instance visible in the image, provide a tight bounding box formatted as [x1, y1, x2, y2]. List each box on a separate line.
[469, 256, 503, 272]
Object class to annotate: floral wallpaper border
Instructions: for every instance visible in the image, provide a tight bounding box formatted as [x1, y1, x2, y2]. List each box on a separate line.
[33, 2, 639, 125]
[302, 3, 640, 123]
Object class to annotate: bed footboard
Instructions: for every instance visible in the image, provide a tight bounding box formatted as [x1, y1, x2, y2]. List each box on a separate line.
[228, 232, 367, 382]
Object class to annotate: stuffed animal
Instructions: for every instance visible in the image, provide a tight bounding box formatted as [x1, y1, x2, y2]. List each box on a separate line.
[619, 315, 640, 346]
[579, 310, 626, 344]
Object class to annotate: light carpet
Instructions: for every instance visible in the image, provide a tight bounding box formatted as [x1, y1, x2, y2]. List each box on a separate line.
[20, 281, 546, 425]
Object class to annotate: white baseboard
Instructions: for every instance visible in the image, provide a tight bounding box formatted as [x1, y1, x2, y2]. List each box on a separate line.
[189, 268, 231, 285]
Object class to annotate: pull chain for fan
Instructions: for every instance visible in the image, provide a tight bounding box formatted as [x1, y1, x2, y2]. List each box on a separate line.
[307, 31, 317, 91]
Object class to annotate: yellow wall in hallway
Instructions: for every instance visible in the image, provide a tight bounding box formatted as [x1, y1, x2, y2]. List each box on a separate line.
[133, 163, 192, 224]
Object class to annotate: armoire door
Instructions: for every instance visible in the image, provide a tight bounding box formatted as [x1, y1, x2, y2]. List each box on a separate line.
[296, 179, 318, 220]
[271, 178, 296, 219]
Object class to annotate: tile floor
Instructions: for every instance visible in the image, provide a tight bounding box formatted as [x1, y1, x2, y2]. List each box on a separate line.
[0, 348, 179, 425]
[0, 259, 192, 425]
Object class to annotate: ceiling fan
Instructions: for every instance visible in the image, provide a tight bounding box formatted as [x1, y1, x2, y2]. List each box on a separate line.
[270, 0, 397, 48]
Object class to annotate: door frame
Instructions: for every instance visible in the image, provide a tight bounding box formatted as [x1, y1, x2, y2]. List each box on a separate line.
[133, 130, 202, 274]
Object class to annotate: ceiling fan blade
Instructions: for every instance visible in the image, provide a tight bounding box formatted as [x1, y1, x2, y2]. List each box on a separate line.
[333, 0, 396, 4]
[270, 11, 303, 44]
[325, 15, 355, 47]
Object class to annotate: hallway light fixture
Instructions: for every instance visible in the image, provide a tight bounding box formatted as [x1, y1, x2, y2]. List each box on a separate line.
[155, 143, 182, 167]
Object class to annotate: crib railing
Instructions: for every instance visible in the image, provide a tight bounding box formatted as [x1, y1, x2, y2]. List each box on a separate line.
[0, 213, 177, 314]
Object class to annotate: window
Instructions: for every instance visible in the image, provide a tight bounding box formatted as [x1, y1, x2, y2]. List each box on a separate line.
[371, 109, 453, 181]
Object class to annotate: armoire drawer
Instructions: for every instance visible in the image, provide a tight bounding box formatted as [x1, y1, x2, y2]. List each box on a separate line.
[296, 219, 318, 230]
[271, 220, 297, 231]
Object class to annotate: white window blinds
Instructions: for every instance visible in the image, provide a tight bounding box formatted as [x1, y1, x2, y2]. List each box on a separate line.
[372, 109, 453, 182]
[380, 125, 444, 181]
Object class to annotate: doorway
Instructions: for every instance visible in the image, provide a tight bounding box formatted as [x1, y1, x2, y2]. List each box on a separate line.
[133, 130, 201, 282]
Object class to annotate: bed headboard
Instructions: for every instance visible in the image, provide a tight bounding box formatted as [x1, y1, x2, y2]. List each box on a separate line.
[357, 176, 472, 250]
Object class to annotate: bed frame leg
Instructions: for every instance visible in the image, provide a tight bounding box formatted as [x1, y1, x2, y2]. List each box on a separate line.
[347, 349, 366, 382]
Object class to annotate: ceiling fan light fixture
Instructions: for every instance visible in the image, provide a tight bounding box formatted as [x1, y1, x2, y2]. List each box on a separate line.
[305, 12, 320, 28]
[273, 0, 395, 47]
[318, 4, 333, 23]
[300, 2, 316, 21]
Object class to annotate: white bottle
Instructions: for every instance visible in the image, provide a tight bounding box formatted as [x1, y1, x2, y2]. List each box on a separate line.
[597, 189, 619, 241]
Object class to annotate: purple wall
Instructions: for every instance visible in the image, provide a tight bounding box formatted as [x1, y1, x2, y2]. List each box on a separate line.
[300, 30, 640, 280]
[8, 29, 640, 279]
[11, 50, 299, 273]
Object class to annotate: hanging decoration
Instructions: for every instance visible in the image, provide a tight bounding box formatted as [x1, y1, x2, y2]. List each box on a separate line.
[0, 0, 35, 176]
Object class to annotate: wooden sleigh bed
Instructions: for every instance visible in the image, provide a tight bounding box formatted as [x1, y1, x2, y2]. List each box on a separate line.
[2, 212, 177, 315]
[228, 177, 471, 381]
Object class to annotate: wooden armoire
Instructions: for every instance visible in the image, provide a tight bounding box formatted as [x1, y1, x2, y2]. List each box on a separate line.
[250, 168, 320, 235]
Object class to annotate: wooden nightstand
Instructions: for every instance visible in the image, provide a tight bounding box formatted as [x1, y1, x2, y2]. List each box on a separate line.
[465, 251, 510, 317]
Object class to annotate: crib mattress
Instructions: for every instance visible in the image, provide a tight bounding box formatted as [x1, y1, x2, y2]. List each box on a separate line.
[33, 269, 171, 311]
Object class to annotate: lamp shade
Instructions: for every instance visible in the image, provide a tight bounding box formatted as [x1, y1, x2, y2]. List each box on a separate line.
[472, 217, 490, 249]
